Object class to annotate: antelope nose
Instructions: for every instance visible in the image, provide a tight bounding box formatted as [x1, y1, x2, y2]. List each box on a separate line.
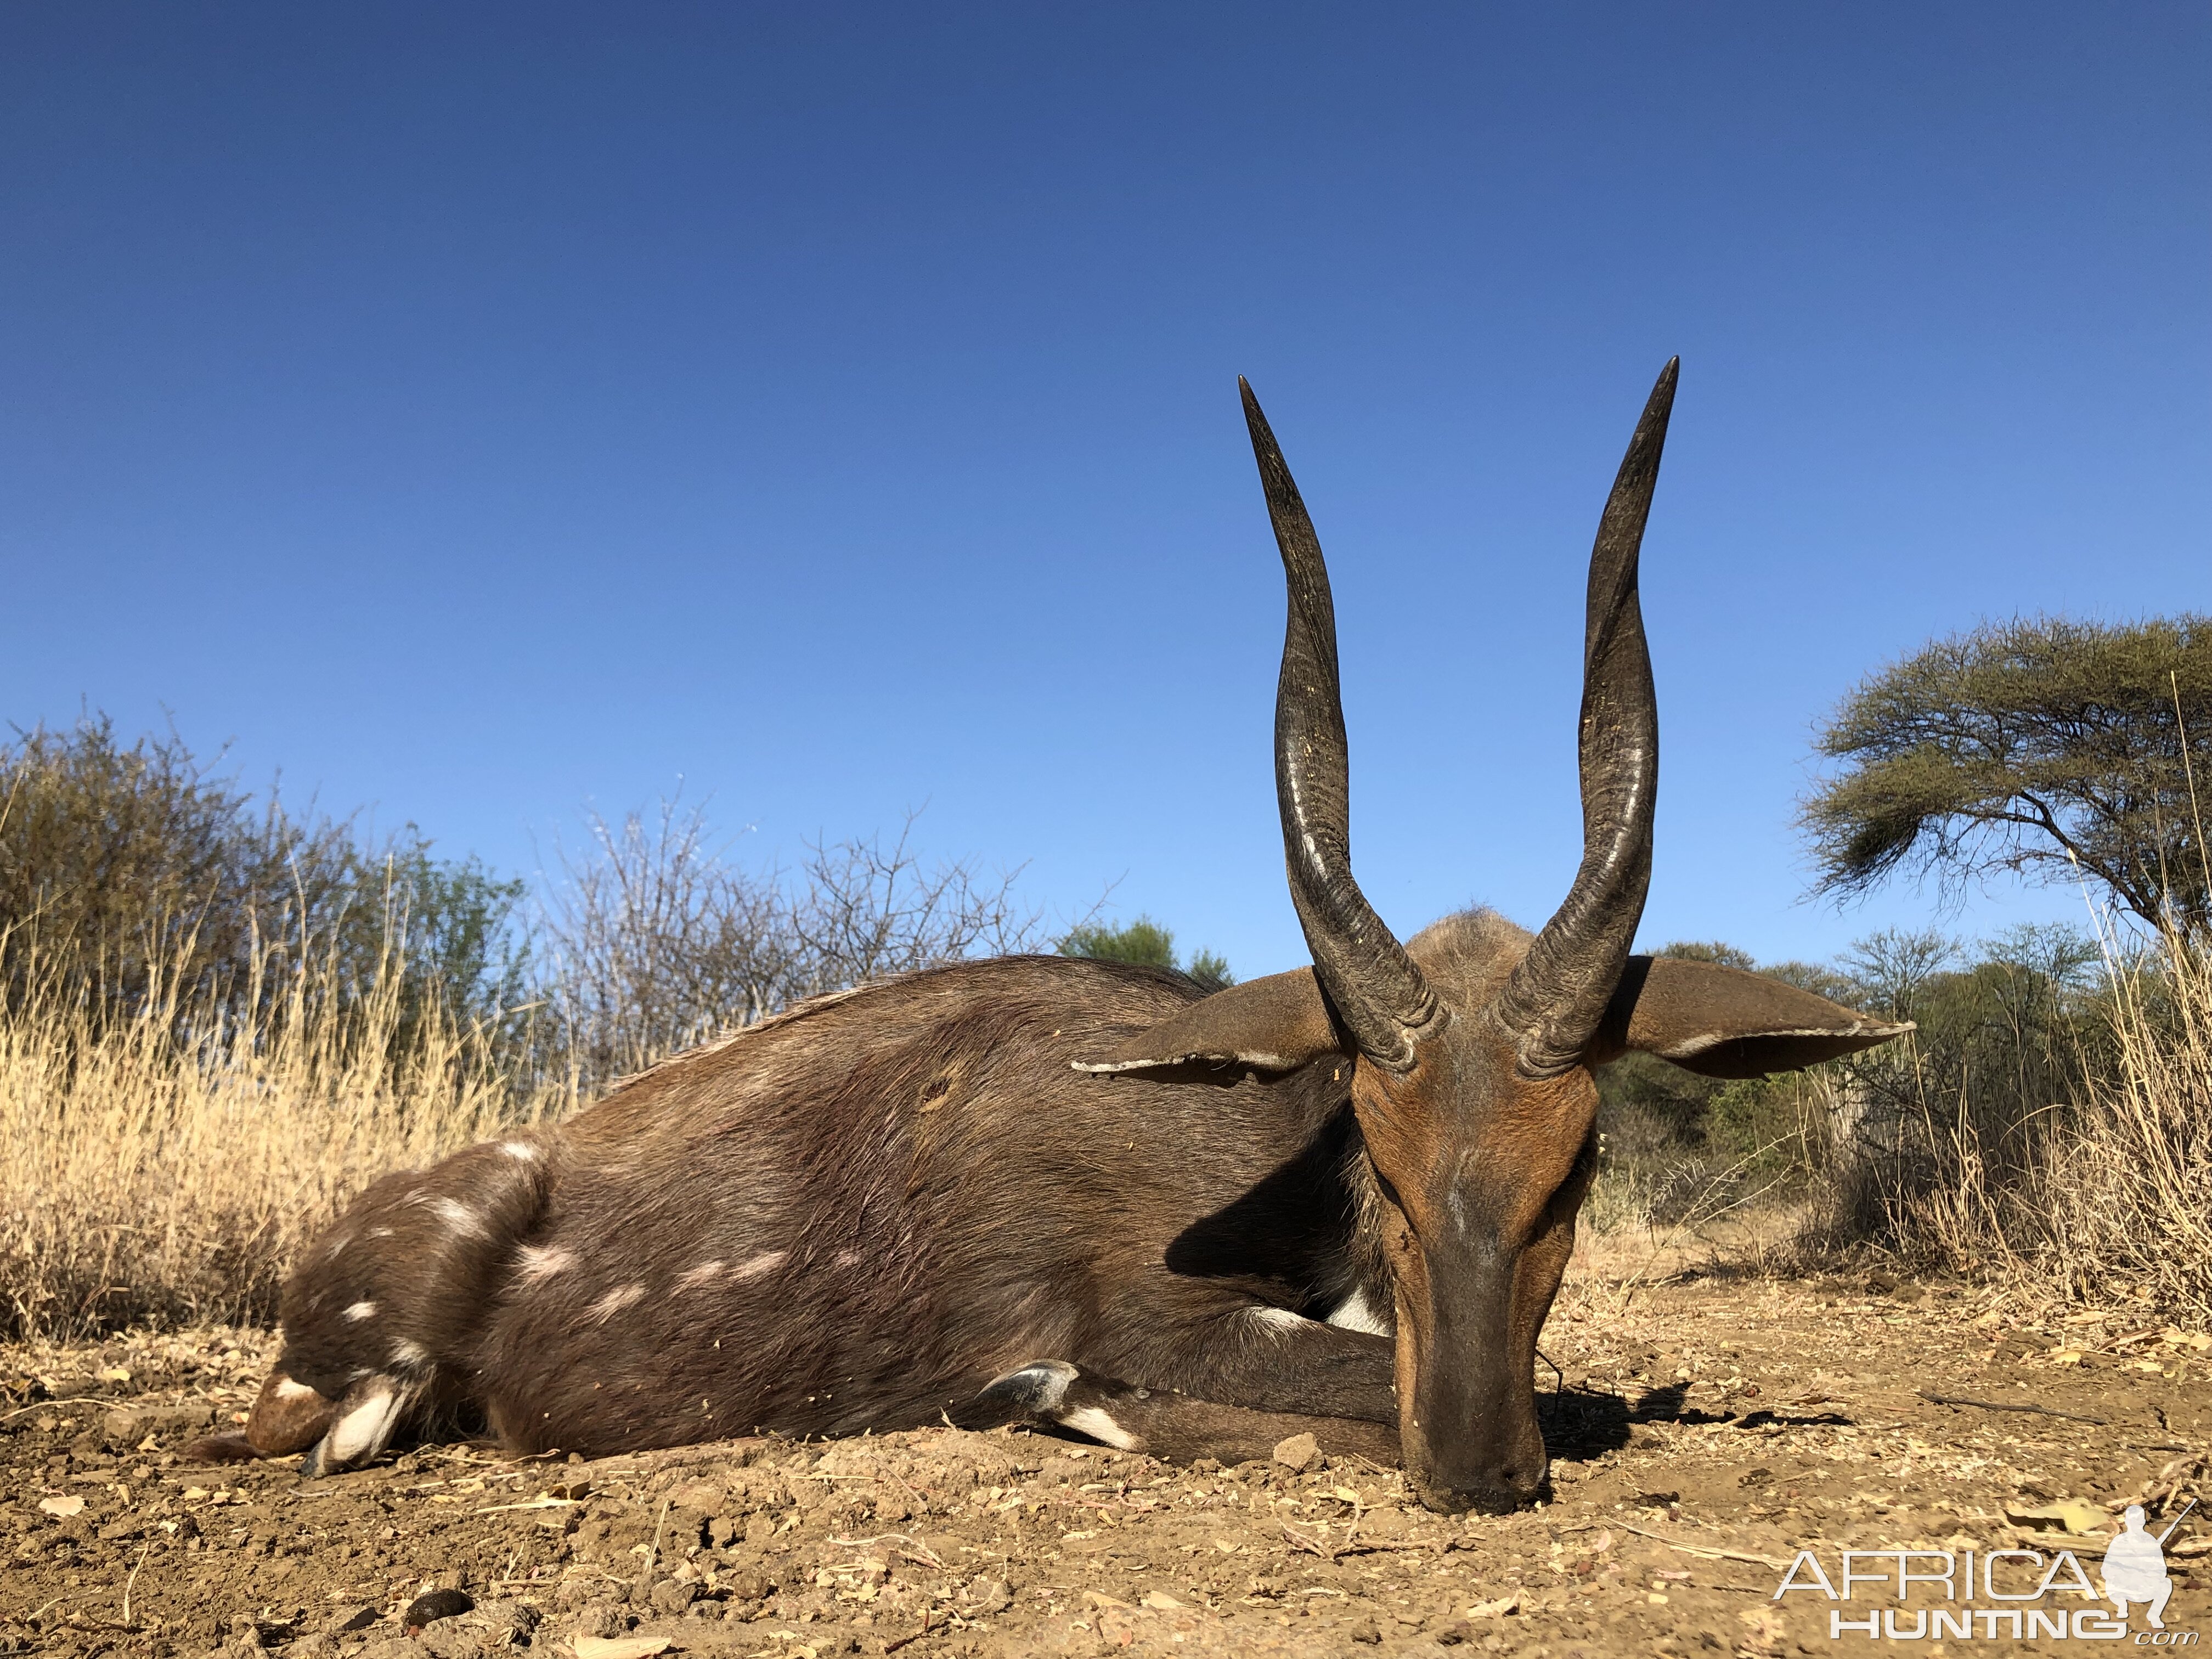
[1423, 1454, 1549, 1515]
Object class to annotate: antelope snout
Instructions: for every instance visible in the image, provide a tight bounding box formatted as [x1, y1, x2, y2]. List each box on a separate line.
[1412, 1447, 1549, 1515]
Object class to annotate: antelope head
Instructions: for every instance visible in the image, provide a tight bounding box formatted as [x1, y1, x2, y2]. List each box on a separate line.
[1082, 361, 1910, 1511]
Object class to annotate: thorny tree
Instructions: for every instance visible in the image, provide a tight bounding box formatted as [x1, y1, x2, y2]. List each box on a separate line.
[1801, 614, 2212, 937]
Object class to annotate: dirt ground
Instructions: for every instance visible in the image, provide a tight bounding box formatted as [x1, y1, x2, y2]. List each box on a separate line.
[5, 1265, 2207, 1659]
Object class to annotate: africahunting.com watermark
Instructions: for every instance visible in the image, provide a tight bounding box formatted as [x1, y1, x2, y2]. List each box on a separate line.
[1771, 1500, 2197, 1643]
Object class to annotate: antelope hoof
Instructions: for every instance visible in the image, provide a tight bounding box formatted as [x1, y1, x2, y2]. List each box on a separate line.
[954, 1360, 1079, 1428]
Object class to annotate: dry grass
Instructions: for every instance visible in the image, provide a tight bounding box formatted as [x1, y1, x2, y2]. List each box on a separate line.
[7, 907, 2207, 1347]
[0, 943, 561, 1341]
[2027, 923, 2212, 1317]
[1799, 920, 2212, 1322]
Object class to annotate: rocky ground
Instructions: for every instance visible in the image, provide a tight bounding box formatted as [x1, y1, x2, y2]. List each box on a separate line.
[5, 1268, 2206, 1658]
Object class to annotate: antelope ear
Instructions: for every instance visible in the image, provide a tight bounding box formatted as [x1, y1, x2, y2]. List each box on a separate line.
[1072, 968, 1352, 1076]
[1588, 956, 1912, 1079]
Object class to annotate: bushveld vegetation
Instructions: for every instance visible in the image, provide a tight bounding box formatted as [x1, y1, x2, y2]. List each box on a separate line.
[1604, 613, 2212, 1318]
[1594, 922, 2212, 1321]
[5, 637, 2210, 1342]
[0, 720, 1058, 1340]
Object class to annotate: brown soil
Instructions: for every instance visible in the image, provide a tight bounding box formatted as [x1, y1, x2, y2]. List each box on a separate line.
[5, 1272, 2205, 1659]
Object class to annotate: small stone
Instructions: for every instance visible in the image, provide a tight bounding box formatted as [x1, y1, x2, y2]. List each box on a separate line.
[1272, 1433, 1320, 1472]
[326, 1607, 379, 1635]
[646, 1578, 697, 1615]
[573, 1606, 625, 1641]
[721, 1567, 774, 1603]
[402, 1590, 474, 1632]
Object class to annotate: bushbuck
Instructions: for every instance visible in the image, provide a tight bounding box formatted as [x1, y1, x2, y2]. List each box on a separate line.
[192, 360, 1907, 1513]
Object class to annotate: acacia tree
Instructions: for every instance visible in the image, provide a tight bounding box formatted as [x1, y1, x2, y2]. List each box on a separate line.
[1802, 614, 2212, 936]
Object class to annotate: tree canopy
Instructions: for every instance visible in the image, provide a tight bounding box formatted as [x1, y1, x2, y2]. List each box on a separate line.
[1801, 614, 2212, 935]
[1058, 915, 1234, 993]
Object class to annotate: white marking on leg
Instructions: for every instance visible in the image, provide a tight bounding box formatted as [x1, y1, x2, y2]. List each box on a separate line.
[1326, 1288, 1393, 1336]
[730, 1250, 787, 1282]
[588, 1283, 646, 1323]
[498, 1140, 539, 1162]
[390, 1339, 430, 1371]
[342, 1300, 377, 1323]
[1062, 1406, 1137, 1451]
[425, 1197, 488, 1238]
[514, 1245, 576, 1284]
[1249, 1306, 1311, 1337]
[274, 1378, 319, 1402]
[325, 1384, 402, 1463]
[676, 1260, 725, 1290]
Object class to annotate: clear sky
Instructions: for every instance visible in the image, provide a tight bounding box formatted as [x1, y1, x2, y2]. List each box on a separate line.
[4, 5, 2207, 978]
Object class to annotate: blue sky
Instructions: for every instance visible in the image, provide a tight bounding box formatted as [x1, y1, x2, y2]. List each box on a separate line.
[4, 5, 2207, 978]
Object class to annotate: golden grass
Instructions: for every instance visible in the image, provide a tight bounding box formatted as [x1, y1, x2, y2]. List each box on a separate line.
[1804, 921, 2212, 1321]
[5, 919, 2207, 1345]
[0, 947, 562, 1341]
[2029, 923, 2212, 1318]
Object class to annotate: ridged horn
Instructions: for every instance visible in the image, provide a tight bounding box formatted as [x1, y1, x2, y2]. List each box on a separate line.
[1241, 377, 1441, 1073]
[1488, 358, 1677, 1076]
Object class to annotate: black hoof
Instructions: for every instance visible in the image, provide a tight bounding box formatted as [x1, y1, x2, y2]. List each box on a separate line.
[949, 1360, 1079, 1429]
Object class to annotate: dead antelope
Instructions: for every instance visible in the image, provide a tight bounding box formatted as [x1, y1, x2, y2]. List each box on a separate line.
[192, 360, 1907, 1512]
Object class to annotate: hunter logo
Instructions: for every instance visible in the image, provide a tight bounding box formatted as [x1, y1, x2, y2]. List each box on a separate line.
[1771, 1497, 2197, 1643]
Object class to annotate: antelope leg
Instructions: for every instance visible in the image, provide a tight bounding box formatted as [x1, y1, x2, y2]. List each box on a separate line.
[958, 1360, 1398, 1466]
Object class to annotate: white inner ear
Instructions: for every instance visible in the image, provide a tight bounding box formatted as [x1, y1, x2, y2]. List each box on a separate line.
[1072, 1048, 1300, 1075]
[1657, 1021, 1905, 1059]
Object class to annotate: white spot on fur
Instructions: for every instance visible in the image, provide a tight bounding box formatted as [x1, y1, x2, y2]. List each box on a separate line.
[499, 1140, 539, 1161]
[426, 1197, 488, 1238]
[390, 1339, 430, 1370]
[342, 1300, 377, 1323]
[588, 1283, 646, 1324]
[274, 1377, 318, 1402]
[730, 1250, 787, 1282]
[1249, 1306, 1311, 1336]
[1062, 1405, 1137, 1450]
[1327, 1289, 1393, 1336]
[836, 1249, 861, 1267]
[676, 1260, 725, 1290]
[321, 1232, 349, 1259]
[324, 1384, 402, 1463]
[514, 1245, 576, 1284]
[368, 1226, 394, 1239]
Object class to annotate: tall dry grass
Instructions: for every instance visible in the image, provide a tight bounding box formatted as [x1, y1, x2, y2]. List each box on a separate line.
[0, 939, 563, 1342]
[1795, 922, 2212, 1321]
[2013, 925, 2212, 1317]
